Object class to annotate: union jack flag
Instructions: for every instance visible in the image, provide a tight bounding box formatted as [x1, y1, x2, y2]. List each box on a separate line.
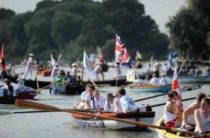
[115, 34, 132, 68]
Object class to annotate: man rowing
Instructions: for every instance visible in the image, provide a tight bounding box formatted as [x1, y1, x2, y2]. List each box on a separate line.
[181, 93, 206, 131]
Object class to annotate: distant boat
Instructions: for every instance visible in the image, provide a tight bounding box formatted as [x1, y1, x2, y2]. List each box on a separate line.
[129, 84, 171, 93]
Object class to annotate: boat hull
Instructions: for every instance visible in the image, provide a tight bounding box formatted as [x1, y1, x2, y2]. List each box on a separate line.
[156, 118, 186, 138]
[178, 74, 210, 83]
[72, 111, 155, 130]
[129, 84, 171, 93]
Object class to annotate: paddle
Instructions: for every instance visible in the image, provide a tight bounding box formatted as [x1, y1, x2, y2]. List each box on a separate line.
[134, 84, 201, 102]
[150, 94, 210, 108]
[15, 99, 198, 137]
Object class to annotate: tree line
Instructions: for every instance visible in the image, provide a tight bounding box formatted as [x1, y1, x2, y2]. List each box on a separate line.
[167, 0, 210, 60]
[1, 0, 171, 63]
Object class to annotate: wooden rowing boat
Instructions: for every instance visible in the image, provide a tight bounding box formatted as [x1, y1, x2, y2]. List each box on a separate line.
[71, 111, 155, 130]
[156, 118, 186, 138]
[129, 84, 171, 93]
[156, 118, 210, 138]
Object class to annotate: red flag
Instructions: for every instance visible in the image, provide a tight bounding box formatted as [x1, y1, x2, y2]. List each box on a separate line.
[0, 44, 6, 71]
[115, 34, 131, 66]
[172, 71, 183, 112]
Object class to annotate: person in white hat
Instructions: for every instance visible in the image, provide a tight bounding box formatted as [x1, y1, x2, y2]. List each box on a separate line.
[22, 53, 35, 80]
[70, 63, 77, 79]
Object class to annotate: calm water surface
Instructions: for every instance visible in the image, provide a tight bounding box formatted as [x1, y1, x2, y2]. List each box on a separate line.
[0, 66, 209, 138]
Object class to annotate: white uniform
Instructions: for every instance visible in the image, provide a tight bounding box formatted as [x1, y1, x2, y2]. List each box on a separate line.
[120, 95, 136, 113]
[113, 97, 121, 113]
[159, 77, 168, 86]
[76, 91, 88, 109]
[163, 101, 177, 124]
[91, 96, 106, 109]
[23, 57, 33, 79]
[149, 77, 159, 85]
[94, 64, 102, 80]
[104, 101, 114, 112]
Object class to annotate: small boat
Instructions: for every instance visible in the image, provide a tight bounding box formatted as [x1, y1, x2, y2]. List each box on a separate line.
[155, 118, 210, 138]
[9, 77, 127, 90]
[0, 91, 36, 105]
[178, 74, 210, 83]
[156, 118, 184, 138]
[71, 111, 155, 130]
[129, 84, 171, 92]
[84, 78, 128, 86]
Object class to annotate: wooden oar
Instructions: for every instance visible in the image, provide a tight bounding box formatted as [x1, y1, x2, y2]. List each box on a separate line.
[15, 99, 198, 137]
[150, 94, 210, 108]
[134, 84, 201, 103]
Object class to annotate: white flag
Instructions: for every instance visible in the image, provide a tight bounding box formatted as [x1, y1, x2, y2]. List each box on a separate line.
[83, 51, 96, 79]
[50, 54, 56, 67]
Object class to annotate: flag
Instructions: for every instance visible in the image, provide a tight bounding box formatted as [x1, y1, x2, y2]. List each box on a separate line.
[50, 54, 56, 67]
[115, 34, 132, 68]
[83, 51, 96, 79]
[172, 71, 183, 112]
[0, 44, 6, 71]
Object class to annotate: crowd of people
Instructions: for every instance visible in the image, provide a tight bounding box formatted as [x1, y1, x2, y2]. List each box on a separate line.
[74, 85, 148, 113]
[163, 91, 210, 135]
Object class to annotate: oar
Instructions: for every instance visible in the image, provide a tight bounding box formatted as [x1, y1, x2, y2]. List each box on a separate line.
[15, 99, 198, 137]
[134, 84, 201, 102]
[150, 94, 210, 108]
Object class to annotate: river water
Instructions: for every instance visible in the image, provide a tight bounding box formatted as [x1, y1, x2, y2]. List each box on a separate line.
[0, 65, 209, 138]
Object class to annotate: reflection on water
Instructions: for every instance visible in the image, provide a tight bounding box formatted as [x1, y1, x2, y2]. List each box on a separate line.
[0, 82, 209, 137]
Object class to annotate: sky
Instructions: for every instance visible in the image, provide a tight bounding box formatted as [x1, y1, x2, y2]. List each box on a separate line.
[0, 0, 187, 34]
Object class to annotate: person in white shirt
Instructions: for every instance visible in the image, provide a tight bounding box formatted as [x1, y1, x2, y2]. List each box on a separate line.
[22, 53, 35, 80]
[51, 64, 59, 81]
[133, 75, 144, 85]
[162, 63, 169, 73]
[17, 79, 34, 93]
[91, 90, 106, 110]
[83, 85, 95, 109]
[113, 91, 122, 113]
[94, 62, 104, 81]
[145, 64, 152, 73]
[70, 63, 77, 79]
[159, 74, 168, 86]
[180, 93, 206, 131]
[104, 93, 115, 112]
[75, 84, 95, 109]
[194, 98, 210, 134]
[118, 88, 136, 113]
[149, 74, 159, 85]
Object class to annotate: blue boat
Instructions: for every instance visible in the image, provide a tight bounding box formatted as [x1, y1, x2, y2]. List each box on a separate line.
[129, 84, 171, 93]
[178, 74, 210, 83]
